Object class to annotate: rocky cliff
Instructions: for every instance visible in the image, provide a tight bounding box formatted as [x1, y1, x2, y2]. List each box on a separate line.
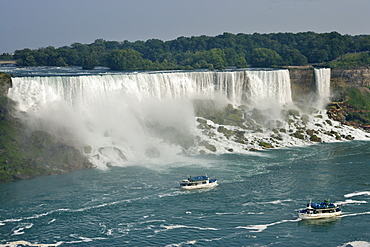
[0, 73, 93, 182]
[288, 67, 370, 129]
[289, 66, 370, 100]
[288, 68, 316, 103]
[331, 67, 370, 88]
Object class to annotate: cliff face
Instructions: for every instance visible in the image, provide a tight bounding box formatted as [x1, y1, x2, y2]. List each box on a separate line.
[0, 72, 12, 95]
[331, 67, 370, 88]
[289, 67, 370, 129]
[289, 67, 370, 99]
[288, 68, 316, 103]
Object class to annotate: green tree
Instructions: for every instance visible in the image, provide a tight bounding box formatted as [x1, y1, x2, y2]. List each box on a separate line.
[14, 49, 38, 66]
[81, 54, 98, 70]
[0, 53, 13, 60]
[250, 48, 282, 67]
[202, 48, 227, 69]
[9, 31, 370, 69]
[57, 47, 79, 66]
[55, 57, 67, 67]
[223, 48, 248, 68]
[106, 49, 146, 70]
[306, 49, 329, 63]
[280, 47, 307, 66]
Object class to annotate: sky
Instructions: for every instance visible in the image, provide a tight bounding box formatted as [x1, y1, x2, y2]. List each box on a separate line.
[1, 0, 369, 53]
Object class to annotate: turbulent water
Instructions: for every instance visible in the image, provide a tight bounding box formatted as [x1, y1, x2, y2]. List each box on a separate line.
[0, 141, 369, 246]
[0, 66, 370, 246]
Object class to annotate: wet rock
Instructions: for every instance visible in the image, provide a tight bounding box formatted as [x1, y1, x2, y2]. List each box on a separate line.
[271, 134, 283, 141]
[259, 142, 274, 148]
[203, 142, 217, 152]
[325, 120, 333, 126]
[251, 108, 268, 124]
[288, 109, 300, 117]
[292, 130, 305, 140]
[345, 135, 354, 140]
[197, 118, 213, 130]
[84, 146, 92, 154]
[301, 114, 310, 125]
[310, 135, 322, 142]
[13, 172, 31, 180]
[98, 147, 127, 164]
[217, 126, 234, 138]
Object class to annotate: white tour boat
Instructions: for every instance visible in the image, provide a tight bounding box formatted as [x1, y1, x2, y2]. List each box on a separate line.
[298, 200, 342, 220]
[180, 175, 218, 190]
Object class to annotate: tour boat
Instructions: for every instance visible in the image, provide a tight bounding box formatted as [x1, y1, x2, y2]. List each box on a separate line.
[180, 175, 218, 190]
[298, 200, 342, 219]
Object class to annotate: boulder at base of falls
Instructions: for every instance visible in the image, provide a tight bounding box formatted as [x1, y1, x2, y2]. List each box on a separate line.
[310, 135, 322, 142]
[259, 142, 274, 149]
[202, 142, 217, 152]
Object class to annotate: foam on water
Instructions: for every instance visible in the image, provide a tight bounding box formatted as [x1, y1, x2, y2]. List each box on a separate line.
[339, 242, 370, 247]
[336, 198, 368, 205]
[344, 191, 370, 198]
[0, 241, 64, 247]
[0, 140, 369, 246]
[236, 218, 301, 233]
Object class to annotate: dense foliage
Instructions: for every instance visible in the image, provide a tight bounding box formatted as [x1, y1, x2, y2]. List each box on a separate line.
[7, 32, 370, 70]
[0, 53, 13, 60]
[324, 52, 370, 68]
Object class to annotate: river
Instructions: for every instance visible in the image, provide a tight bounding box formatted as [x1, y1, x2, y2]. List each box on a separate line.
[1, 141, 369, 246]
[0, 66, 369, 246]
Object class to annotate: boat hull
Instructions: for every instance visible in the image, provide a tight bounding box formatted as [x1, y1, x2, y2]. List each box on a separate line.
[298, 211, 342, 220]
[180, 181, 218, 190]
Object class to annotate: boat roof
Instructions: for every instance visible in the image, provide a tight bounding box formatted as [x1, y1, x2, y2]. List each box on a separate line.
[311, 202, 336, 209]
[189, 175, 209, 181]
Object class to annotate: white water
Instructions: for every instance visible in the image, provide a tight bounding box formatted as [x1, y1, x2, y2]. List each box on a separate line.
[315, 68, 331, 109]
[8, 69, 370, 168]
[247, 70, 292, 107]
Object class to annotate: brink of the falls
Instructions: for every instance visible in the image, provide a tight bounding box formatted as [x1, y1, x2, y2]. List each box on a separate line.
[8, 69, 370, 168]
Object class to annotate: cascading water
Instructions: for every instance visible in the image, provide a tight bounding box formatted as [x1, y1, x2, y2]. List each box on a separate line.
[246, 70, 293, 107]
[314, 68, 331, 109]
[8, 69, 369, 168]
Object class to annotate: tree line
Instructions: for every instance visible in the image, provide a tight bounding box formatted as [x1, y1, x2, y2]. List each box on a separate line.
[3, 31, 370, 70]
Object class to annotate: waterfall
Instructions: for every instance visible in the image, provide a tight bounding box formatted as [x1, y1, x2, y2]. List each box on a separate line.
[246, 70, 292, 108]
[9, 70, 292, 112]
[314, 68, 331, 108]
[7, 69, 310, 167]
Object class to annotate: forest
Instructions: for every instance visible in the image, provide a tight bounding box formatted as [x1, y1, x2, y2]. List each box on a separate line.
[2, 31, 370, 70]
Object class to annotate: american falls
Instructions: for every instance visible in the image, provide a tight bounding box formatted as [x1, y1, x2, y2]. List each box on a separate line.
[8, 69, 369, 168]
